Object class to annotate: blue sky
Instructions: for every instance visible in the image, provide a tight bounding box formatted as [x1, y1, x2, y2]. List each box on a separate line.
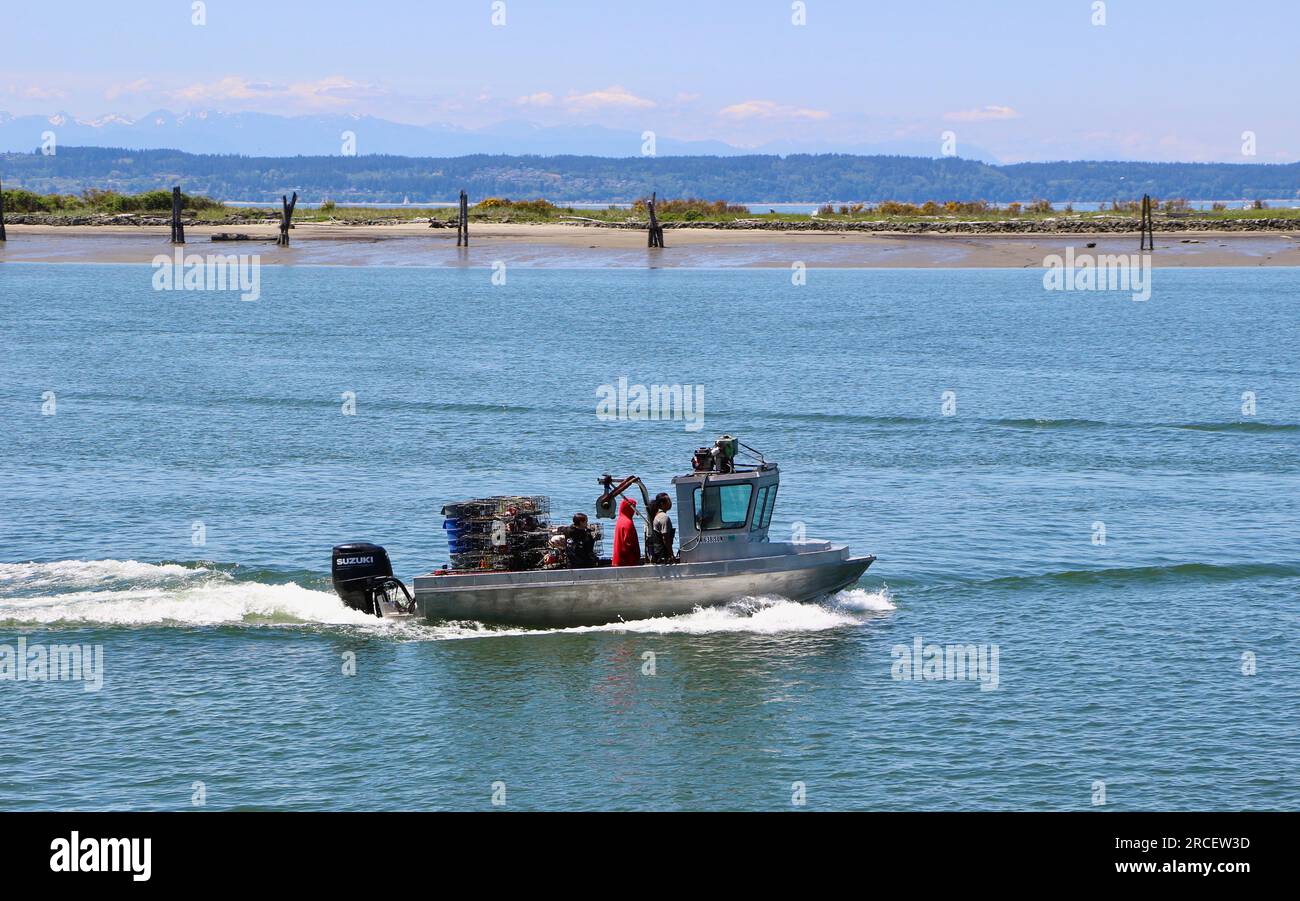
[4, 0, 1297, 161]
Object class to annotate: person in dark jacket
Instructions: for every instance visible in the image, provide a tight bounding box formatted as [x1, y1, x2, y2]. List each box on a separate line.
[612, 497, 641, 566]
[564, 513, 598, 568]
[644, 495, 661, 561]
[645, 492, 676, 564]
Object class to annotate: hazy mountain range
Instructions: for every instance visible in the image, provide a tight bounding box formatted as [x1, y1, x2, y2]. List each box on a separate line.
[0, 109, 999, 162]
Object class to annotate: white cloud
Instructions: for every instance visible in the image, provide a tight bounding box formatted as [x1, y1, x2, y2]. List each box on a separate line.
[943, 105, 1021, 122]
[516, 91, 555, 107]
[24, 85, 67, 101]
[719, 99, 829, 121]
[167, 75, 381, 110]
[170, 76, 266, 102]
[564, 85, 655, 111]
[105, 79, 151, 101]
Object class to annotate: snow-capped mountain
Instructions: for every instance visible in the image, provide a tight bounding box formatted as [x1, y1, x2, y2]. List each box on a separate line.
[0, 109, 997, 160]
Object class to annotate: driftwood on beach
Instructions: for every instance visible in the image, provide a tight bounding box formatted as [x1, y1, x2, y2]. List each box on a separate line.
[647, 192, 664, 248]
[276, 192, 299, 246]
[1139, 194, 1155, 251]
[170, 186, 184, 244]
[456, 190, 469, 246]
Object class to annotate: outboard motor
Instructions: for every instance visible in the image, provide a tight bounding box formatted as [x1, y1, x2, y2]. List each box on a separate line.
[330, 542, 414, 617]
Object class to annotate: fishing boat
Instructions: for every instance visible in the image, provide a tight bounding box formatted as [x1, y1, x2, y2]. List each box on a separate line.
[330, 436, 875, 627]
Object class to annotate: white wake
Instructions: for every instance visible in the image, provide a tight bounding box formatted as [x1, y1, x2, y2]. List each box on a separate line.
[0, 559, 213, 590]
[0, 560, 894, 636]
[0, 559, 384, 628]
[432, 589, 896, 639]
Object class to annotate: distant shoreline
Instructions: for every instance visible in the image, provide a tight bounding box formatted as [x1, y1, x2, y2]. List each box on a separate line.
[6, 211, 1300, 235]
[7, 145, 1300, 205]
[4, 223, 1298, 269]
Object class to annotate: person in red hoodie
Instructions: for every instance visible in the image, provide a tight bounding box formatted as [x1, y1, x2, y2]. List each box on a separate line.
[612, 497, 641, 566]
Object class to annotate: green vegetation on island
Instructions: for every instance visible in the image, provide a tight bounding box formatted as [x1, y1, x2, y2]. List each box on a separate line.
[2, 187, 221, 214]
[4, 189, 1297, 230]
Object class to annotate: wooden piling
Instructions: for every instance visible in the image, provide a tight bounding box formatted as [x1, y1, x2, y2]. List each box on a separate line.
[647, 192, 665, 248]
[276, 192, 299, 247]
[1139, 193, 1154, 252]
[0, 174, 7, 242]
[456, 190, 469, 246]
[170, 186, 185, 244]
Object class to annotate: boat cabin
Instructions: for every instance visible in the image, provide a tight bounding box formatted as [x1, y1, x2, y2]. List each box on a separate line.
[672, 462, 782, 562]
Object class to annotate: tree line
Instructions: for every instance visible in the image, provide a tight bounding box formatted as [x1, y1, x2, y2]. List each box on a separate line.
[3, 146, 1297, 203]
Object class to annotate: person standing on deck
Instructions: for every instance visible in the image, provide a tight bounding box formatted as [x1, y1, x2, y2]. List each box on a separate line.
[612, 497, 641, 566]
[646, 492, 676, 564]
[644, 494, 662, 561]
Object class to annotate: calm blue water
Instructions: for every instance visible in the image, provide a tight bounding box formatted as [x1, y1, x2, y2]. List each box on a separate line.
[1, 263, 1297, 811]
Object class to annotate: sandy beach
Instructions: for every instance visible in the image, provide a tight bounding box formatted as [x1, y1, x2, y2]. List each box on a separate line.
[3, 222, 1299, 268]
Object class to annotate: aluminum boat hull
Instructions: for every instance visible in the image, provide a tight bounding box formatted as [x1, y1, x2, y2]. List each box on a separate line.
[413, 545, 874, 627]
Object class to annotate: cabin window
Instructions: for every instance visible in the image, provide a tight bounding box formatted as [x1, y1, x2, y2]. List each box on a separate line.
[693, 483, 754, 529]
[751, 487, 769, 531]
[759, 486, 777, 528]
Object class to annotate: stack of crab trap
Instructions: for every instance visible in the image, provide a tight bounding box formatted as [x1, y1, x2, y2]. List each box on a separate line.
[441, 495, 555, 572]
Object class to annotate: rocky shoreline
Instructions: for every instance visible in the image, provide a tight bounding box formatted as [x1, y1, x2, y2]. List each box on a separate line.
[704, 217, 1295, 233]
[5, 211, 1298, 234]
[588, 217, 1300, 234]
